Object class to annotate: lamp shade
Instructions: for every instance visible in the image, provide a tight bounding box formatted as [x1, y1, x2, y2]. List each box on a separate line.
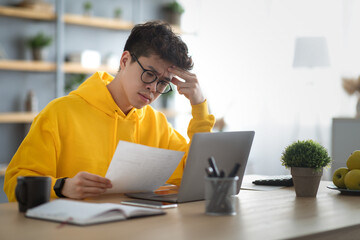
[293, 37, 330, 68]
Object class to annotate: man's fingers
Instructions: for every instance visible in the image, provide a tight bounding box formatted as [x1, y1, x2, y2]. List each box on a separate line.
[81, 172, 112, 186]
[177, 87, 196, 96]
[82, 186, 107, 194]
[171, 77, 182, 86]
[172, 77, 196, 89]
[79, 179, 111, 189]
[73, 188, 107, 199]
[169, 67, 196, 82]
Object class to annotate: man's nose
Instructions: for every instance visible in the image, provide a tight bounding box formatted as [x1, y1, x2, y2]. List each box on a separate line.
[146, 81, 157, 92]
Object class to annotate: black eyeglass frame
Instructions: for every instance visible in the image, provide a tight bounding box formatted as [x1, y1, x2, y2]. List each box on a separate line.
[131, 53, 173, 94]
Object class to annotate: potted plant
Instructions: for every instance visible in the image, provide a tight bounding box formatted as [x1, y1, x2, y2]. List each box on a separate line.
[281, 140, 331, 197]
[65, 74, 87, 94]
[83, 1, 92, 16]
[27, 32, 52, 61]
[162, 1, 185, 26]
[114, 7, 122, 20]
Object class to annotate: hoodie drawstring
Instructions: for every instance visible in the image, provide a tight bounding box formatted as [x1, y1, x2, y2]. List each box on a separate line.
[113, 110, 119, 153]
[135, 114, 140, 143]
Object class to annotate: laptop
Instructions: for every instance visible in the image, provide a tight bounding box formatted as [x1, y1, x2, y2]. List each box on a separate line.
[125, 131, 255, 203]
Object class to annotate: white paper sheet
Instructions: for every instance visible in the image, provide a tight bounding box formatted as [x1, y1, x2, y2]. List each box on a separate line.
[105, 141, 184, 193]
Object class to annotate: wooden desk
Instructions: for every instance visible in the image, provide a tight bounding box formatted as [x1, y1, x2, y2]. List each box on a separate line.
[0, 181, 359, 240]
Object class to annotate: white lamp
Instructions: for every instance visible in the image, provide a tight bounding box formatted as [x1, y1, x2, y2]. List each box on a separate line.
[293, 37, 330, 68]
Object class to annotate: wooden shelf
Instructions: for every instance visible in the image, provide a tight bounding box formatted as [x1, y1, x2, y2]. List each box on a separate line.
[0, 6, 134, 30]
[0, 60, 118, 74]
[0, 5, 55, 20]
[64, 14, 133, 30]
[0, 60, 56, 72]
[63, 62, 117, 74]
[0, 112, 37, 123]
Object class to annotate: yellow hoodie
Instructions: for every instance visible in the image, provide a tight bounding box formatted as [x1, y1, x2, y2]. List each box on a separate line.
[4, 72, 215, 202]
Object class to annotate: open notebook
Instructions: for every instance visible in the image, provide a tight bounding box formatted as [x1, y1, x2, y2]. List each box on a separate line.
[25, 199, 165, 226]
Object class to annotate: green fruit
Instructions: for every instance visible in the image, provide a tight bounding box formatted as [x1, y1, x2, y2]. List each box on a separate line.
[332, 167, 349, 188]
[346, 150, 360, 170]
[344, 169, 360, 190]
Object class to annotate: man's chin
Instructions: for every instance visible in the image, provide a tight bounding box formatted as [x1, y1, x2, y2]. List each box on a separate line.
[133, 102, 149, 110]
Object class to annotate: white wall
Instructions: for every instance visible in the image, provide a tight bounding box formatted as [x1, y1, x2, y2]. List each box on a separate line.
[175, 0, 360, 178]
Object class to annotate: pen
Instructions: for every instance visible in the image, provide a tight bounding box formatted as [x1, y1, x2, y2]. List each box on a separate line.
[205, 167, 215, 178]
[228, 163, 241, 178]
[208, 156, 220, 177]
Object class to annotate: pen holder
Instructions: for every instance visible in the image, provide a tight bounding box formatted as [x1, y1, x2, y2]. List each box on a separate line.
[204, 176, 239, 216]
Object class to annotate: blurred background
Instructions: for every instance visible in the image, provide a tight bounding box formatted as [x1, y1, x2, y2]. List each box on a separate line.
[0, 0, 360, 202]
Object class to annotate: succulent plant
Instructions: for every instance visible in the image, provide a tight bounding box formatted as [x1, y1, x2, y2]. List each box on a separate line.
[281, 140, 331, 172]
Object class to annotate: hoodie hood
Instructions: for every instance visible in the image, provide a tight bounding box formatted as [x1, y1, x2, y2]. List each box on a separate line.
[70, 71, 145, 120]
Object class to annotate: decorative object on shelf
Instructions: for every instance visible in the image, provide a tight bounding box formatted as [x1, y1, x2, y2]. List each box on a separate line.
[104, 52, 120, 70]
[25, 90, 39, 112]
[162, 1, 185, 26]
[83, 1, 93, 17]
[17, 0, 54, 12]
[281, 140, 331, 197]
[114, 7, 122, 20]
[27, 32, 52, 61]
[66, 50, 101, 68]
[65, 74, 87, 93]
[0, 44, 7, 59]
[342, 76, 360, 118]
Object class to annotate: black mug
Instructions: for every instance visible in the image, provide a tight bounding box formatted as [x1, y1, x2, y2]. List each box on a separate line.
[15, 176, 51, 212]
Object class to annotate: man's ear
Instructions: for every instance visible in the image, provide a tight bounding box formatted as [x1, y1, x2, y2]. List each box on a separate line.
[120, 51, 131, 69]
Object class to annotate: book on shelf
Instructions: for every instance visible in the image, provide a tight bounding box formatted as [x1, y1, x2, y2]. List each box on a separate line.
[25, 199, 165, 226]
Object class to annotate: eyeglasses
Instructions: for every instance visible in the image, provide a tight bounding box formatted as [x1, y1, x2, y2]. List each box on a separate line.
[131, 53, 173, 94]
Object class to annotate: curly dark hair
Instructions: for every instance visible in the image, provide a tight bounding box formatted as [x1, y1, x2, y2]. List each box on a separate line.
[124, 21, 193, 70]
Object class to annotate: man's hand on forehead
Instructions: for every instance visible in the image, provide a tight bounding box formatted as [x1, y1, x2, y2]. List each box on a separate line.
[168, 66, 205, 105]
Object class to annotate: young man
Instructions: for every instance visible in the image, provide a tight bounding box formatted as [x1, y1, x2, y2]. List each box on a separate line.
[4, 21, 215, 202]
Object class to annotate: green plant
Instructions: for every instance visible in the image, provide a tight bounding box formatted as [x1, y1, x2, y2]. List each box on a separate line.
[281, 140, 331, 171]
[114, 7, 122, 18]
[65, 74, 87, 92]
[27, 32, 52, 49]
[164, 1, 185, 14]
[84, 1, 92, 11]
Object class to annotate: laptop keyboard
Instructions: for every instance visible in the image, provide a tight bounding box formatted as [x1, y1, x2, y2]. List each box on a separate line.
[148, 193, 178, 198]
[156, 194, 178, 199]
[125, 185, 180, 202]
